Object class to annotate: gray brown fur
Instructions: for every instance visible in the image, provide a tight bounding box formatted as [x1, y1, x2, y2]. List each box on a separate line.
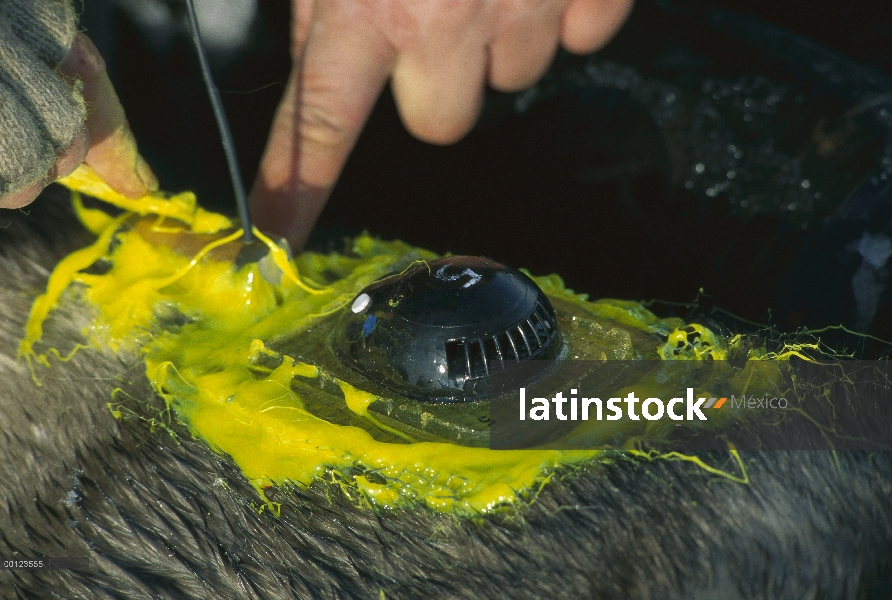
[0, 192, 890, 599]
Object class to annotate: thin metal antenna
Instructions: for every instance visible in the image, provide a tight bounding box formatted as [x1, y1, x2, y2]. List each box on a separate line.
[183, 0, 254, 243]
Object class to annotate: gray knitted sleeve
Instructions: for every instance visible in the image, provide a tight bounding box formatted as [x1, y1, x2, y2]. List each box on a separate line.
[0, 0, 86, 196]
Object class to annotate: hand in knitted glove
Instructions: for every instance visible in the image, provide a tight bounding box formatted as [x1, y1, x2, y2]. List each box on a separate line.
[0, 1, 157, 209]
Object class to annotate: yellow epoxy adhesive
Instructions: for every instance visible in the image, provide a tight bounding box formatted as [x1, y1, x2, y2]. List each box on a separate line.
[22, 166, 737, 515]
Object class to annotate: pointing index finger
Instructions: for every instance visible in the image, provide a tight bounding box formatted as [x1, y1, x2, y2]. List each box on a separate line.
[250, 0, 396, 250]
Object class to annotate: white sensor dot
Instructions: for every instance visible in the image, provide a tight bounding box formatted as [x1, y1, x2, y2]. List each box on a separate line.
[352, 293, 371, 313]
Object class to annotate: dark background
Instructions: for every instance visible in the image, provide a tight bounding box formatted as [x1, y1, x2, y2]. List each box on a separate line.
[75, 0, 892, 349]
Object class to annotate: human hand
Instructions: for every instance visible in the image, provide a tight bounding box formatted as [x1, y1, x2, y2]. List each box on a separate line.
[0, 34, 157, 209]
[250, 0, 635, 249]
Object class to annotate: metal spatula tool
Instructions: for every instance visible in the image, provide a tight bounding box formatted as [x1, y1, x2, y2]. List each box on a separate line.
[183, 0, 283, 272]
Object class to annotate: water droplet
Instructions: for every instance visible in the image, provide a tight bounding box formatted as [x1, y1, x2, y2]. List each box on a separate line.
[800, 179, 811, 189]
[694, 163, 705, 174]
[706, 188, 718, 197]
[787, 203, 797, 211]
[727, 170, 736, 179]
[685, 181, 694, 189]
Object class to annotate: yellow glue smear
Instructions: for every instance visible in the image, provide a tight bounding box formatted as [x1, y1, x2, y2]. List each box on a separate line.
[22, 165, 738, 515]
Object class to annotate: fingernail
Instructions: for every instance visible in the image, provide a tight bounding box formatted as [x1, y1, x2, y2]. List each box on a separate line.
[0, 180, 44, 209]
[136, 155, 159, 192]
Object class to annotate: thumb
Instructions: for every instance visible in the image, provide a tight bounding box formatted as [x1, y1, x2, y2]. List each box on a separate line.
[58, 33, 158, 198]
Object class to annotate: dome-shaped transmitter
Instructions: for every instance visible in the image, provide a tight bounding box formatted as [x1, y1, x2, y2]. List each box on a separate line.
[334, 256, 562, 403]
